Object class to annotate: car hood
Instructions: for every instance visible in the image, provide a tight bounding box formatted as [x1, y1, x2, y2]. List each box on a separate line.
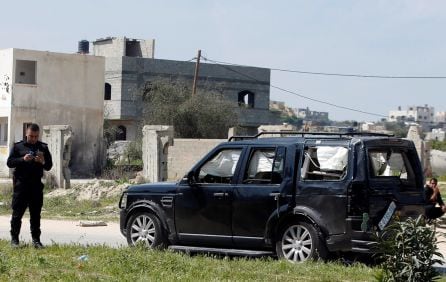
[127, 182, 178, 194]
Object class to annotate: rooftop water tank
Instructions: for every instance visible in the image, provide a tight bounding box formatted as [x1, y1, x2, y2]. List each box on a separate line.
[78, 40, 89, 54]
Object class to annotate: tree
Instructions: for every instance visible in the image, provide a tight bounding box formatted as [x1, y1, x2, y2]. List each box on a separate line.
[384, 122, 409, 138]
[140, 80, 238, 139]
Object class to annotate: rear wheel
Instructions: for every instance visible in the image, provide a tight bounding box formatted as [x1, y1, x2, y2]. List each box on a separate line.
[276, 221, 327, 263]
[126, 212, 166, 249]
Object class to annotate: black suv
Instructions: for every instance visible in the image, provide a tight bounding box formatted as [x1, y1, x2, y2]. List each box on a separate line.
[119, 132, 426, 263]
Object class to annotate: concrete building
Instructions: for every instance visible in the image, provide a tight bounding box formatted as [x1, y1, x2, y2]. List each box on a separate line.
[435, 112, 446, 123]
[93, 37, 276, 141]
[388, 105, 435, 123]
[425, 128, 446, 142]
[296, 107, 329, 122]
[0, 48, 105, 177]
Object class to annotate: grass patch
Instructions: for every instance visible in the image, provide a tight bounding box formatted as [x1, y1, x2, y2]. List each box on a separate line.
[0, 241, 380, 281]
[43, 194, 120, 221]
[0, 184, 120, 222]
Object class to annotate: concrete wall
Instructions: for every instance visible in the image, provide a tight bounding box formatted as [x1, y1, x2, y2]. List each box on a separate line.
[0, 49, 13, 176]
[167, 138, 225, 180]
[9, 49, 105, 176]
[431, 150, 446, 176]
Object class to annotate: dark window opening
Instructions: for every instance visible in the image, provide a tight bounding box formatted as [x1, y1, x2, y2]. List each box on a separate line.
[125, 40, 142, 57]
[15, 60, 37, 84]
[116, 125, 127, 141]
[104, 83, 111, 100]
[238, 90, 255, 108]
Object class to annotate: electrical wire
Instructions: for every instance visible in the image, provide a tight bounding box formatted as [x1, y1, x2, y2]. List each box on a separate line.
[202, 56, 387, 117]
[203, 57, 446, 79]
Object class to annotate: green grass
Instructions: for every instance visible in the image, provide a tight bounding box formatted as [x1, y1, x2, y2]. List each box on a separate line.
[0, 241, 380, 281]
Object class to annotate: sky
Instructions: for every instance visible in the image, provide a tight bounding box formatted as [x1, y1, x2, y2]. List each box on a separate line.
[1, 0, 445, 122]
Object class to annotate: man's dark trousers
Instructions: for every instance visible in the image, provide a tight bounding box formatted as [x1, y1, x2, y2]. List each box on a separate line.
[10, 178, 44, 240]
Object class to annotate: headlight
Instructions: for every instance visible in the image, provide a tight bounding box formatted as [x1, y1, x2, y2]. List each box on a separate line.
[119, 193, 128, 209]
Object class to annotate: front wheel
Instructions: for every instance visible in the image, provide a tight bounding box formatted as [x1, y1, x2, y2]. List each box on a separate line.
[276, 221, 327, 263]
[126, 212, 166, 249]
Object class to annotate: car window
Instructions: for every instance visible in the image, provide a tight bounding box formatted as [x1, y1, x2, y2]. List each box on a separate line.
[369, 150, 414, 181]
[301, 146, 348, 181]
[198, 149, 242, 184]
[242, 148, 285, 185]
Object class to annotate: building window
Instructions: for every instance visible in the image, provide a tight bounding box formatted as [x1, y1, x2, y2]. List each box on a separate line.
[238, 90, 255, 108]
[15, 60, 37, 84]
[116, 125, 127, 141]
[125, 40, 142, 57]
[104, 83, 111, 100]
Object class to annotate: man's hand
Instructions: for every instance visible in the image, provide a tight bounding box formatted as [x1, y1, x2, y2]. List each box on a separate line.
[35, 152, 45, 165]
[23, 154, 34, 162]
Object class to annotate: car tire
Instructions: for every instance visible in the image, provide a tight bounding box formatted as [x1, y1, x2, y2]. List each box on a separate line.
[126, 211, 166, 249]
[275, 221, 327, 263]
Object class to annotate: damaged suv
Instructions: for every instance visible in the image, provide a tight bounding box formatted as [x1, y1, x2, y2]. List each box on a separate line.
[119, 132, 426, 263]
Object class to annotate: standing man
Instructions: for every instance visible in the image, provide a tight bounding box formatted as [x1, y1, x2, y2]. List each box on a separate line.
[424, 177, 446, 220]
[7, 123, 52, 248]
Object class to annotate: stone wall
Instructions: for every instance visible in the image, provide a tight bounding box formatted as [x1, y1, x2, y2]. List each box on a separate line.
[167, 138, 225, 181]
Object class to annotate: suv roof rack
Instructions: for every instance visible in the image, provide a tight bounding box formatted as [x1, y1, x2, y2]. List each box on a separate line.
[228, 131, 394, 141]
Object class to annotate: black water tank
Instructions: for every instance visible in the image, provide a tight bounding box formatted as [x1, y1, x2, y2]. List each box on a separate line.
[78, 40, 89, 54]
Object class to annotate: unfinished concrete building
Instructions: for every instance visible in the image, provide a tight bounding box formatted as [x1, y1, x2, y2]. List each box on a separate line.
[0, 48, 105, 177]
[93, 37, 277, 141]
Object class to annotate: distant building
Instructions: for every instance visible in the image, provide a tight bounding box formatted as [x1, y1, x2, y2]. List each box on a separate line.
[296, 107, 329, 122]
[388, 105, 434, 123]
[435, 112, 446, 123]
[425, 128, 446, 141]
[361, 122, 391, 135]
[93, 37, 278, 140]
[269, 101, 296, 117]
[0, 48, 105, 177]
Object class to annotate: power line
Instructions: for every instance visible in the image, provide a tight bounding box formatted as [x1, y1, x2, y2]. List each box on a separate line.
[202, 56, 387, 118]
[202, 57, 446, 79]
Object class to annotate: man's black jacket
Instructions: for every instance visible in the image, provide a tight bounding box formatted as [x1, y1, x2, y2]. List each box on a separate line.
[7, 140, 53, 183]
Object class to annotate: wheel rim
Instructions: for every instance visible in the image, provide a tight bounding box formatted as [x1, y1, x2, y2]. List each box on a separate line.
[281, 224, 313, 262]
[130, 214, 156, 247]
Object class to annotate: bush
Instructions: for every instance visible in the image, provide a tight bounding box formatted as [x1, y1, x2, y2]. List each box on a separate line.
[432, 140, 446, 152]
[375, 215, 442, 281]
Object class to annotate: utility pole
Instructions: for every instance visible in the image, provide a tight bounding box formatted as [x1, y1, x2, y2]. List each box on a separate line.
[192, 49, 201, 96]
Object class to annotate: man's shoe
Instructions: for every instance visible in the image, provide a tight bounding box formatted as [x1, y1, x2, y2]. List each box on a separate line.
[32, 239, 44, 249]
[10, 237, 19, 248]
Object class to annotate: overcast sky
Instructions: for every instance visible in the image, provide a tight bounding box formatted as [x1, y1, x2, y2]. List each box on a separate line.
[1, 0, 445, 121]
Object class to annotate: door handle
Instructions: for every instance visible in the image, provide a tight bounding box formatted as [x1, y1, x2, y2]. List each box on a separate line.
[269, 192, 281, 200]
[213, 192, 228, 197]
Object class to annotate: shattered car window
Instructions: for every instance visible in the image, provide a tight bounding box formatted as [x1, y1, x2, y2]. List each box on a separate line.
[369, 150, 412, 180]
[301, 146, 348, 181]
[198, 149, 242, 184]
[243, 148, 284, 184]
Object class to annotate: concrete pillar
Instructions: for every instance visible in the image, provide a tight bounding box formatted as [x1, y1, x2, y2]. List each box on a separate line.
[42, 125, 73, 188]
[142, 125, 174, 183]
[406, 124, 431, 174]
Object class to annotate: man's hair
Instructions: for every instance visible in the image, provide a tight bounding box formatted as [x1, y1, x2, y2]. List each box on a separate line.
[27, 123, 40, 132]
[430, 177, 438, 184]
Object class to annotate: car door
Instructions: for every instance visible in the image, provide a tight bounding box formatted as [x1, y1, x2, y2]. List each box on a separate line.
[366, 146, 424, 229]
[232, 146, 286, 248]
[175, 146, 244, 247]
[296, 140, 351, 236]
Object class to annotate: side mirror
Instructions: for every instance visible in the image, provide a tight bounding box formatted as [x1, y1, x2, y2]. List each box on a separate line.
[187, 171, 198, 187]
